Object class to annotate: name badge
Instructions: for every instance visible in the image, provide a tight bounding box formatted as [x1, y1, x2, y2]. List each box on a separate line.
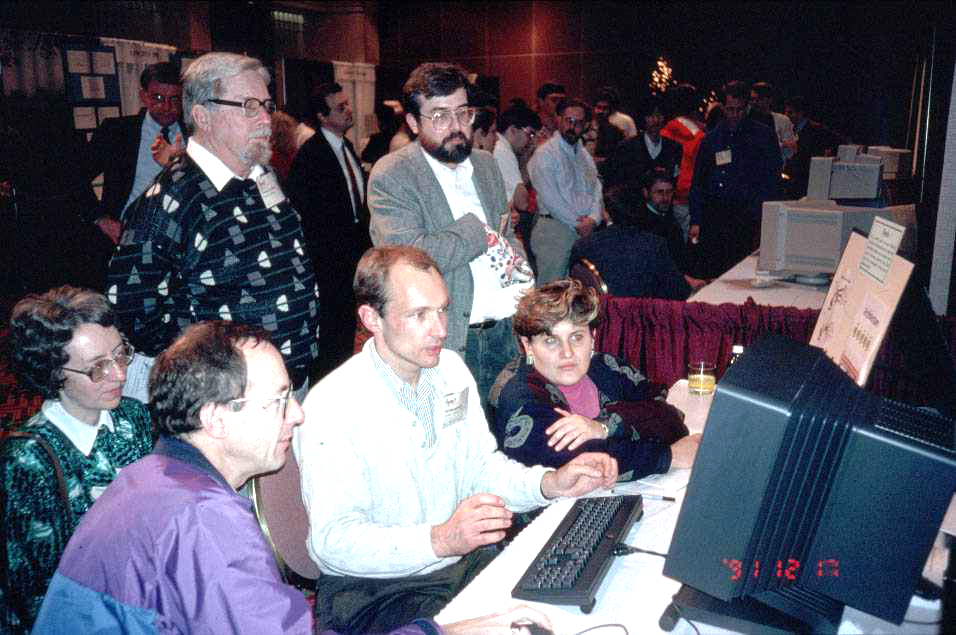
[257, 172, 287, 208]
[716, 149, 732, 166]
[443, 387, 469, 426]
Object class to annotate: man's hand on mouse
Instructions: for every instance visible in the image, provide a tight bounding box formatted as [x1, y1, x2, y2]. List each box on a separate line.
[441, 604, 554, 635]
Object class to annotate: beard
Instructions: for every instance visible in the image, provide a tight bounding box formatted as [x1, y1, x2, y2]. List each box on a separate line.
[561, 130, 580, 146]
[241, 127, 273, 167]
[422, 131, 472, 164]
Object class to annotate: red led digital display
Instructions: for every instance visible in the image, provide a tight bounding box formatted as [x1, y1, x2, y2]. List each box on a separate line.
[721, 558, 840, 581]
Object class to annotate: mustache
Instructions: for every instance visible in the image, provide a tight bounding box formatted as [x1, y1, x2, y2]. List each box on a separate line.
[443, 132, 468, 145]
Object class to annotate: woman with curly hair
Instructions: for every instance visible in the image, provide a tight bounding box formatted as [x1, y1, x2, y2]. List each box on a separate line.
[494, 279, 699, 481]
[1, 286, 154, 633]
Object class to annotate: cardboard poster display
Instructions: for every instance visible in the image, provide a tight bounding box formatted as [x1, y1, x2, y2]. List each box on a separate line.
[810, 228, 913, 385]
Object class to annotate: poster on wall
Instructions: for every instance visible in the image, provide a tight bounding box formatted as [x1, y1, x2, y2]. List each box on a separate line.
[62, 44, 121, 132]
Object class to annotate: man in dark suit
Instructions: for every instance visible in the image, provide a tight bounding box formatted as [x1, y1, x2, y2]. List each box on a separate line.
[287, 82, 371, 379]
[84, 61, 183, 244]
[601, 94, 682, 190]
[783, 95, 846, 198]
[689, 80, 781, 278]
[571, 180, 691, 300]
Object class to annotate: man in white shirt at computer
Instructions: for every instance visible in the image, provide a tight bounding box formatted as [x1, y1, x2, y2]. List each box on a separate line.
[295, 245, 618, 635]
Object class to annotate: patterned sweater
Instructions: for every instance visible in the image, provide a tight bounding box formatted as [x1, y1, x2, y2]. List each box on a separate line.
[495, 354, 688, 481]
[107, 155, 320, 386]
[1, 397, 154, 632]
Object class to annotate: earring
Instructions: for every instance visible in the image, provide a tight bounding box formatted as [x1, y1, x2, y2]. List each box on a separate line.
[526, 352, 535, 366]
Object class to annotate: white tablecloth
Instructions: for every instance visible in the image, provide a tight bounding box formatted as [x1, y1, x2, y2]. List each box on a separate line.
[437, 382, 943, 634]
[689, 254, 828, 310]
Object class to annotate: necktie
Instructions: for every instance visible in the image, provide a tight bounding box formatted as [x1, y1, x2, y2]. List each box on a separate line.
[341, 141, 361, 223]
[160, 126, 171, 144]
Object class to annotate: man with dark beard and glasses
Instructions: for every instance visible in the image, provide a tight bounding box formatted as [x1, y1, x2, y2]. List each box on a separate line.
[528, 98, 603, 285]
[108, 52, 320, 400]
[368, 62, 534, 415]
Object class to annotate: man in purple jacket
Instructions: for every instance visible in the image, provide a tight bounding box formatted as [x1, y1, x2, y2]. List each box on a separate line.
[32, 321, 551, 634]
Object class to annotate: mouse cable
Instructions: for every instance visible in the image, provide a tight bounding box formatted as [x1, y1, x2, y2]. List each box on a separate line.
[671, 602, 702, 635]
[570, 624, 629, 635]
[612, 543, 667, 558]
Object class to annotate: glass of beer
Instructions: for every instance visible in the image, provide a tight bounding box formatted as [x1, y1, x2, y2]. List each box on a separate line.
[687, 361, 716, 395]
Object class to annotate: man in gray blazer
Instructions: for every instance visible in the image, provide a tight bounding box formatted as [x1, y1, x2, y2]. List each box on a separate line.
[368, 63, 534, 413]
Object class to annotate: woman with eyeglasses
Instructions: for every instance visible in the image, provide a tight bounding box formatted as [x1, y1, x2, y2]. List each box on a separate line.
[1, 286, 154, 633]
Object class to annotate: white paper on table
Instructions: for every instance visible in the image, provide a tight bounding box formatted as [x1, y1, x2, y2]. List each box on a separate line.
[91, 50, 116, 75]
[636, 467, 690, 494]
[80, 76, 106, 100]
[66, 50, 91, 74]
[97, 106, 120, 123]
[73, 106, 97, 130]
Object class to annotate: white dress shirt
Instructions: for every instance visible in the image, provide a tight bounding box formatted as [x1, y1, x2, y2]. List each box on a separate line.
[644, 132, 663, 159]
[493, 133, 523, 201]
[772, 111, 797, 161]
[321, 126, 365, 220]
[186, 138, 264, 191]
[122, 112, 182, 215]
[528, 133, 603, 230]
[421, 150, 533, 323]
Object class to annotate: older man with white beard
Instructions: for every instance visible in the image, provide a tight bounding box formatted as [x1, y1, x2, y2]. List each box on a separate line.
[108, 52, 320, 398]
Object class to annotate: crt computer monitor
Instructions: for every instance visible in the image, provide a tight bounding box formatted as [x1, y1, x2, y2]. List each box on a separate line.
[757, 200, 916, 278]
[662, 335, 956, 633]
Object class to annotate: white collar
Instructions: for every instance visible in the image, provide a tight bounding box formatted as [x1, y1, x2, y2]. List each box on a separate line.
[144, 111, 179, 134]
[558, 134, 581, 155]
[41, 400, 115, 457]
[644, 132, 662, 149]
[496, 132, 513, 154]
[321, 126, 346, 150]
[420, 145, 474, 186]
[186, 138, 264, 192]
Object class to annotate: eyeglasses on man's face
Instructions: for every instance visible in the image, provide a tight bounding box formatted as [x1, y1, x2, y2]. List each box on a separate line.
[562, 116, 587, 129]
[63, 341, 135, 383]
[147, 93, 182, 106]
[206, 97, 277, 118]
[228, 386, 293, 420]
[420, 106, 476, 132]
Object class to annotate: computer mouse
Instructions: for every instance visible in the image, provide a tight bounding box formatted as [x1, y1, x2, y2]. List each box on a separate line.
[511, 621, 555, 635]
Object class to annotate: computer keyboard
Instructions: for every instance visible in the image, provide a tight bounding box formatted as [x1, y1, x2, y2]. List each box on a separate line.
[511, 495, 643, 613]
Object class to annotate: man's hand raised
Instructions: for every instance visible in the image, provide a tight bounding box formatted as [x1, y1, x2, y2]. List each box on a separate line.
[540, 452, 617, 499]
[431, 493, 513, 557]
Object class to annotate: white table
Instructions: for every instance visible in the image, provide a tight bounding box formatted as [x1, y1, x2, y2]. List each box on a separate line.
[689, 254, 828, 310]
[437, 382, 945, 635]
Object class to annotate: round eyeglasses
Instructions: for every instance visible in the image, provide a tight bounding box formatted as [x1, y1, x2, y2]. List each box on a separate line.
[206, 97, 277, 118]
[228, 386, 294, 420]
[63, 342, 135, 383]
[420, 106, 477, 132]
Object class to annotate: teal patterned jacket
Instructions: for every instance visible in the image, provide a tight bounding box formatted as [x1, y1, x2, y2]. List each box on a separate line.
[1, 397, 154, 633]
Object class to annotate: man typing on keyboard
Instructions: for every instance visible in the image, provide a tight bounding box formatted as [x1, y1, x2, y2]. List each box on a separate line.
[294, 246, 618, 634]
